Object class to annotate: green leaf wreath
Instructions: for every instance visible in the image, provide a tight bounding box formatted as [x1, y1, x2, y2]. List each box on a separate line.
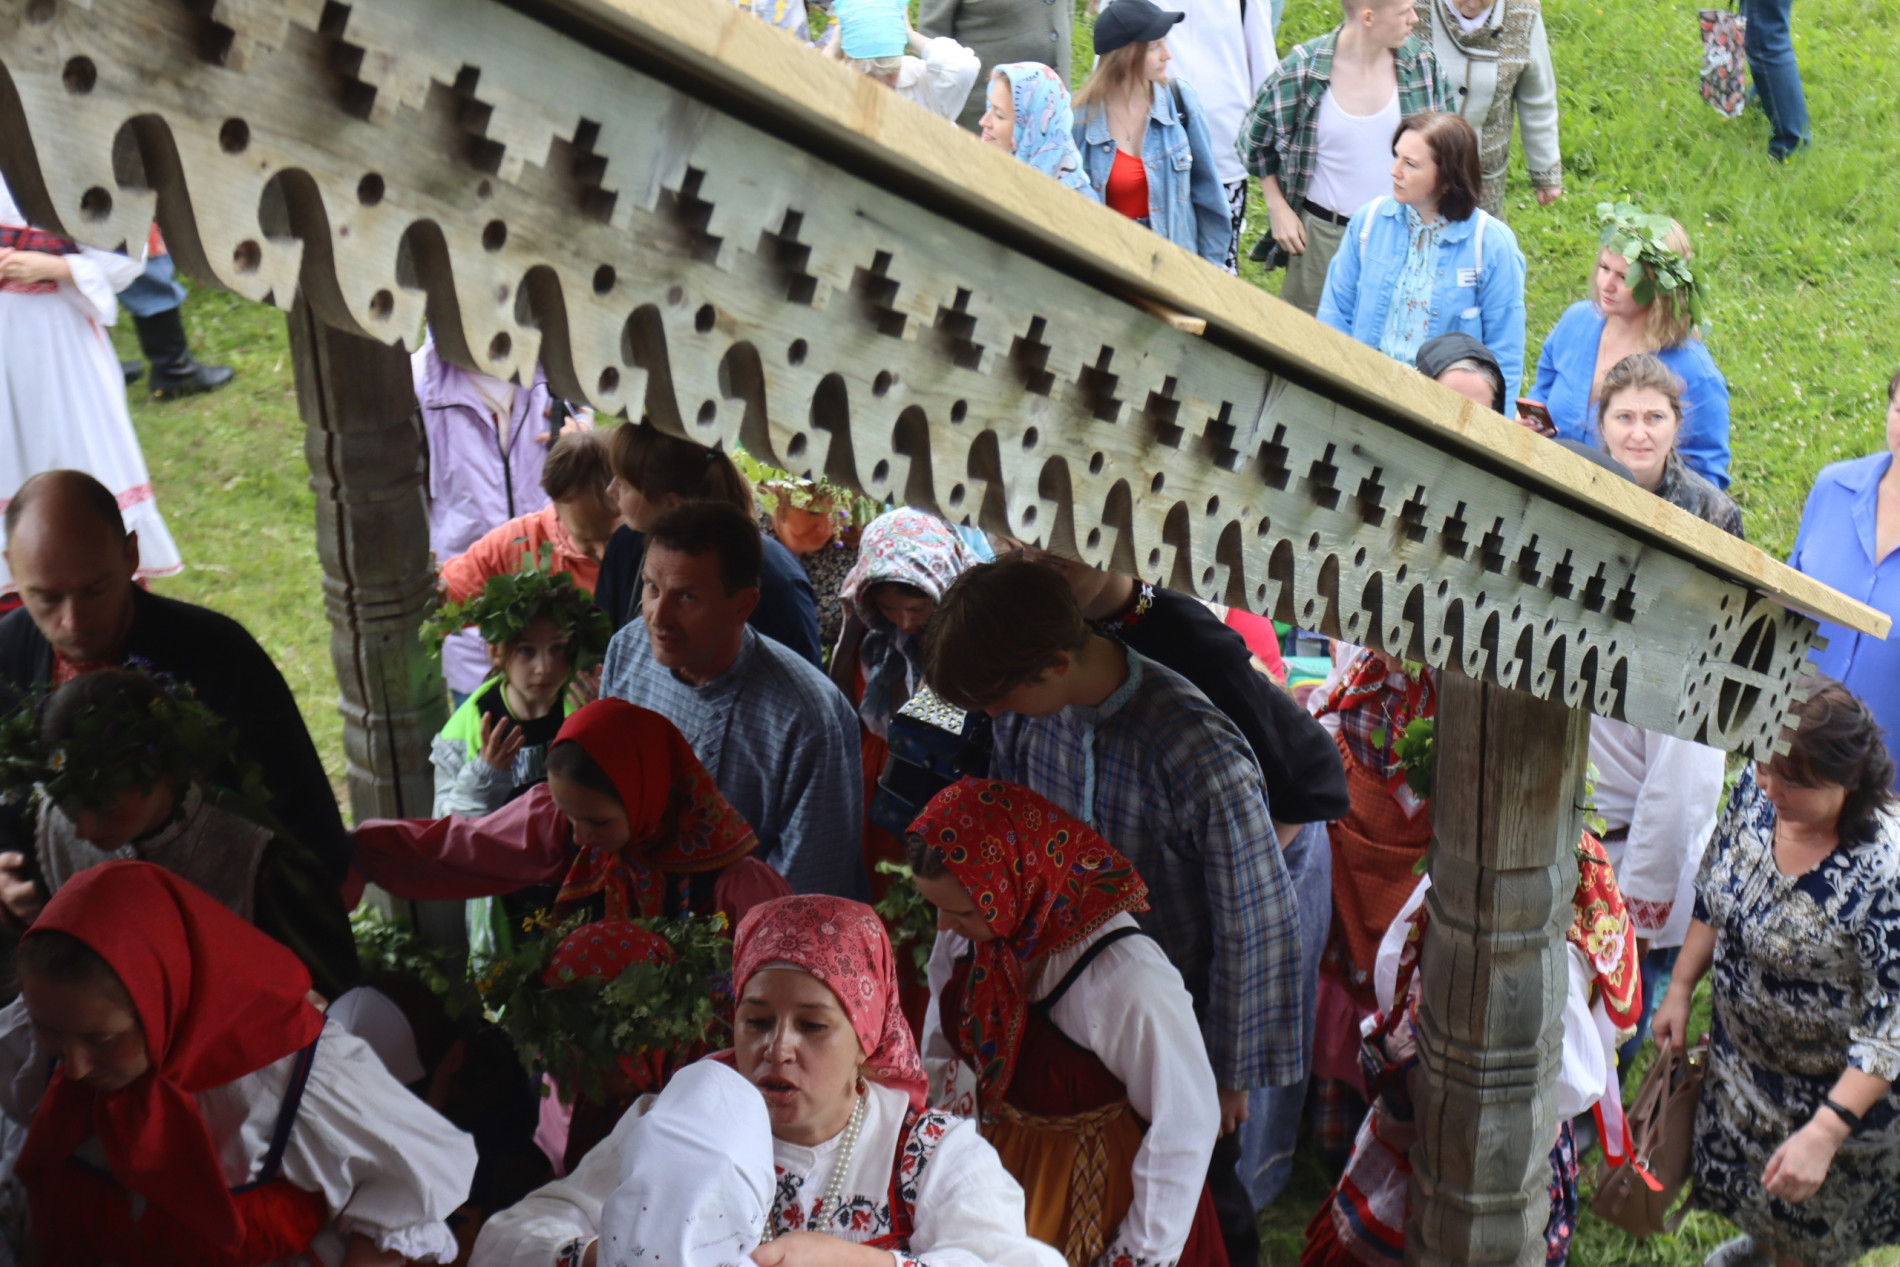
[0, 666, 252, 815]
[475, 909, 734, 1106]
[1597, 200, 1705, 329]
[423, 542, 612, 672]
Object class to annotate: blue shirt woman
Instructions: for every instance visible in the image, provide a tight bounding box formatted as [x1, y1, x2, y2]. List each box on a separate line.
[1788, 389, 1900, 789]
[1315, 111, 1527, 393]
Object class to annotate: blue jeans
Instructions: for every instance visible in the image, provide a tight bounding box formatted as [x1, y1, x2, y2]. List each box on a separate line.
[1236, 820, 1331, 1209]
[118, 253, 187, 318]
[1742, 0, 1809, 159]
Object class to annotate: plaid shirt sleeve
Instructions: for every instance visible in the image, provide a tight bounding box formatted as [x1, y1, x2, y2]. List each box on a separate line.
[1237, 52, 1308, 185]
[1176, 742, 1306, 1090]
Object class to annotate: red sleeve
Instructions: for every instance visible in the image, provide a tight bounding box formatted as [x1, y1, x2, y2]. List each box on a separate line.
[712, 857, 793, 926]
[352, 783, 573, 899]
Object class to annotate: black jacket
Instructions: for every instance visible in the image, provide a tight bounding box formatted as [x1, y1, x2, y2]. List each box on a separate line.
[0, 587, 351, 879]
[1109, 586, 1351, 825]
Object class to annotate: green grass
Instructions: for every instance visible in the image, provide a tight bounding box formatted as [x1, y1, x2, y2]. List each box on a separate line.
[113, 0, 1898, 1258]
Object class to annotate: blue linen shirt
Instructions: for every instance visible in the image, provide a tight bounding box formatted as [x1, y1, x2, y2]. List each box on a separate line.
[601, 622, 868, 897]
[989, 643, 1306, 1090]
[1788, 451, 1900, 789]
[1317, 196, 1528, 396]
[1528, 300, 1733, 489]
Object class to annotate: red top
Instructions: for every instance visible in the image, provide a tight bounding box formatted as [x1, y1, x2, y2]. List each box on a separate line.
[1104, 149, 1149, 220]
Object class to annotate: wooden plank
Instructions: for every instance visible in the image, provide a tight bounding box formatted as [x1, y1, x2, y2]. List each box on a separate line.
[0, 0, 1857, 758]
[546, 0, 1883, 639]
[1411, 671, 1584, 1265]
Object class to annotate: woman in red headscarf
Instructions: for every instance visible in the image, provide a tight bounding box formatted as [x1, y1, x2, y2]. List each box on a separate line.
[353, 698, 789, 929]
[6, 860, 475, 1267]
[475, 895, 1066, 1267]
[906, 779, 1227, 1267]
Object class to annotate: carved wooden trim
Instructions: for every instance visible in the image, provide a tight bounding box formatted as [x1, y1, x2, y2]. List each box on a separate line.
[0, 0, 1861, 756]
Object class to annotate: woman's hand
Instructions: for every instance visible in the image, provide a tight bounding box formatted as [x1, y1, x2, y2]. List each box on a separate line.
[0, 852, 43, 926]
[0, 248, 72, 286]
[1535, 186, 1564, 206]
[1762, 1115, 1847, 1203]
[476, 712, 525, 772]
[1650, 990, 1692, 1053]
[748, 1231, 892, 1267]
[1266, 201, 1306, 256]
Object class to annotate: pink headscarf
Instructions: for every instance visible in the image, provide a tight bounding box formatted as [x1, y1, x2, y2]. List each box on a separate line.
[724, 895, 927, 1109]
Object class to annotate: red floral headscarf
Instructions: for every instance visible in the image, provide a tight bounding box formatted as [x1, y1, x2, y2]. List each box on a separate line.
[553, 699, 759, 919]
[720, 895, 927, 1108]
[15, 861, 324, 1259]
[907, 779, 1149, 1113]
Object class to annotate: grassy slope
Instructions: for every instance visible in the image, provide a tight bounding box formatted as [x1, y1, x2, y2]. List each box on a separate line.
[119, 0, 1896, 1257]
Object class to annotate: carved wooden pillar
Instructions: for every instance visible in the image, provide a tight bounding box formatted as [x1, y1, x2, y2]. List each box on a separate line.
[287, 297, 444, 827]
[1410, 673, 1586, 1266]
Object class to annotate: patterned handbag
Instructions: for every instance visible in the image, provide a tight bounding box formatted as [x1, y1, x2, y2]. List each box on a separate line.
[1698, 9, 1750, 118]
[868, 686, 992, 837]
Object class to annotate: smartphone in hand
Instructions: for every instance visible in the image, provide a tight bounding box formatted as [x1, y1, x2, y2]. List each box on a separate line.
[1515, 398, 1558, 437]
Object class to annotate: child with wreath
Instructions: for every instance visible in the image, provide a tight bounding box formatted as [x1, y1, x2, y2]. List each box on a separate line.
[0, 666, 358, 1000]
[428, 546, 612, 819]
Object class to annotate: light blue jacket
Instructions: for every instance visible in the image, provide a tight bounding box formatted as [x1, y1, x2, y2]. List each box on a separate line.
[1317, 196, 1528, 394]
[1074, 78, 1231, 265]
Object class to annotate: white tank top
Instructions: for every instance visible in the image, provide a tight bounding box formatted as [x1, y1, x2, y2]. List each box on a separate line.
[1304, 85, 1401, 219]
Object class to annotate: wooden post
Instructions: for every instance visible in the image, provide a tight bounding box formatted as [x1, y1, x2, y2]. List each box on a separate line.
[1410, 672, 1586, 1266]
[287, 297, 444, 828]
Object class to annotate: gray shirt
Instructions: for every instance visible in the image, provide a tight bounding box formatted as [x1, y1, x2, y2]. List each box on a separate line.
[919, 0, 1073, 131]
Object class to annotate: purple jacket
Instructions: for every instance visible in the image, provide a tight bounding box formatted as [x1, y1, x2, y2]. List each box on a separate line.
[415, 337, 559, 695]
[414, 337, 557, 562]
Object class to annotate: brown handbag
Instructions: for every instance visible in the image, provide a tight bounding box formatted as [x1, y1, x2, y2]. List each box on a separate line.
[1589, 1041, 1708, 1239]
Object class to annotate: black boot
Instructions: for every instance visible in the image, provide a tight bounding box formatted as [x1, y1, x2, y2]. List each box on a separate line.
[133, 307, 234, 400]
[121, 360, 145, 386]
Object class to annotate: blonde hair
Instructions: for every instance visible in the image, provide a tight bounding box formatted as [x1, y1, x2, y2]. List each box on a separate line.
[1074, 41, 1166, 113]
[1591, 220, 1698, 351]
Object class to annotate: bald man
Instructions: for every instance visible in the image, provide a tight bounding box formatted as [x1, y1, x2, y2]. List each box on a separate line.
[0, 470, 348, 878]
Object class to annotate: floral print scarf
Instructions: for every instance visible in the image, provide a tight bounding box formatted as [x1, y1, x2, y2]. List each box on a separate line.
[1377, 202, 1446, 369]
[993, 62, 1093, 195]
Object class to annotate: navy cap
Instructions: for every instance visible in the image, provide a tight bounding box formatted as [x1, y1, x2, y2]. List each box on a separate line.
[1093, 0, 1185, 56]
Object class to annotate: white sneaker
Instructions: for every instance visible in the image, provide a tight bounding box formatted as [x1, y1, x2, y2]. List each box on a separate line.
[1704, 1235, 1773, 1267]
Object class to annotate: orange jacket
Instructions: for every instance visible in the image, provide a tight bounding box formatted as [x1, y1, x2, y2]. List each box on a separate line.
[440, 503, 602, 604]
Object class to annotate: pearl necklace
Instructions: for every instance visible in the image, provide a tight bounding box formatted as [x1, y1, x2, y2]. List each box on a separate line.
[766, 1083, 867, 1241]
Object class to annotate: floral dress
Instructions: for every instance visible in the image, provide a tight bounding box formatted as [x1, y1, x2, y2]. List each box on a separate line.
[1690, 768, 1900, 1266]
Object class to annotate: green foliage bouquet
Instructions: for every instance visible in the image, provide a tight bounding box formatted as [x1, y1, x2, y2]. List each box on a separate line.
[474, 909, 734, 1105]
[423, 542, 612, 671]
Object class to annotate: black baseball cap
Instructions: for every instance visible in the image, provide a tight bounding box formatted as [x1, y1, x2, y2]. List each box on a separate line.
[1093, 0, 1186, 56]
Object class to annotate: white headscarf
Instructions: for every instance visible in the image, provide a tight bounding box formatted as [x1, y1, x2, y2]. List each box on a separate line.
[598, 1061, 774, 1267]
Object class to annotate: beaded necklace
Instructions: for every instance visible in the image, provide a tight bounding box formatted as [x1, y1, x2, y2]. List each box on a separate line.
[764, 1082, 868, 1241]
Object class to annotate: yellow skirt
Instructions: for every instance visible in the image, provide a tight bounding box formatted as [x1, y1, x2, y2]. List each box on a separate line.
[983, 1099, 1144, 1267]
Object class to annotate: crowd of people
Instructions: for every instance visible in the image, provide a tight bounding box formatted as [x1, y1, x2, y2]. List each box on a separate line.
[0, 0, 1890, 1265]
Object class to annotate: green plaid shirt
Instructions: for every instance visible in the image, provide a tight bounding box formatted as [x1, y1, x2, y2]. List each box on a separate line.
[1237, 30, 1455, 214]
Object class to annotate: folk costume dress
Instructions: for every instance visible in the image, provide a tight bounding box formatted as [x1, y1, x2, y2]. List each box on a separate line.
[354, 699, 789, 932]
[473, 895, 1066, 1267]
[916, 780, 1227, 1267]
[1303, 836, 1640, 1267]
[34, 782, 359, 1000]
[0, 175, 183, 594]
[1688, 769, 1900, 1267]
[0, 861, 475, 1267]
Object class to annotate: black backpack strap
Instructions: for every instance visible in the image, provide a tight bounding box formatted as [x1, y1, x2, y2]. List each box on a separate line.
[232, 1030, 322, 1193]
[1034, 926, 1143, 1014]
[1169, 80, 1188, 126]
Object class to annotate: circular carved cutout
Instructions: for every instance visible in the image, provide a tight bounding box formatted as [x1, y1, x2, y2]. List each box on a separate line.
[488, 332, 512, 361]
[482, 220, 507, 252]
[593, 265, 615, 295]
[787, 339, 807, 365]
[368, 289, 394, 320]
[357, 173, 385, 206]
[232, 240, 262, 273]
[79, 186, 112, 222]
[695, 304, 716, 333]
[219, 118, 250, 154]
[62, 57, 96, 94]
[598, 367, 620, 395]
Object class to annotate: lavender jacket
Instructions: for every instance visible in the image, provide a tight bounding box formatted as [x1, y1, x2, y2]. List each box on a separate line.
[414, 338, 559, 695]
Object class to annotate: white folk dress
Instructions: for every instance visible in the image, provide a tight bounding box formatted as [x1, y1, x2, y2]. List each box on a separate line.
[0, 174, 183, 593]
[0, 1009, 477, 1265]
[473, 1077, 1066, 1267]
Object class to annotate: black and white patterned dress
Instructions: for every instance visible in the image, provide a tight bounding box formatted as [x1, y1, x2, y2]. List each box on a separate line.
[1689, 768, 1900, 1266]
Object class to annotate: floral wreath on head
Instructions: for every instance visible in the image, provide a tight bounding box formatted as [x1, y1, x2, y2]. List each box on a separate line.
[0, 663, 252, 815]
[423, 542, 612, 672]
[1597, 200, 1705, 328]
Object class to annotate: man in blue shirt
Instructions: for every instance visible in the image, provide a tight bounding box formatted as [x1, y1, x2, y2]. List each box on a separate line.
[601, 501, 866, 898]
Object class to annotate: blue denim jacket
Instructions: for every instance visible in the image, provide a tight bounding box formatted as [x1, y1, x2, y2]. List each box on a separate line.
[1074, 78, 1232, 265]
[1317, 196, 1528, 393]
